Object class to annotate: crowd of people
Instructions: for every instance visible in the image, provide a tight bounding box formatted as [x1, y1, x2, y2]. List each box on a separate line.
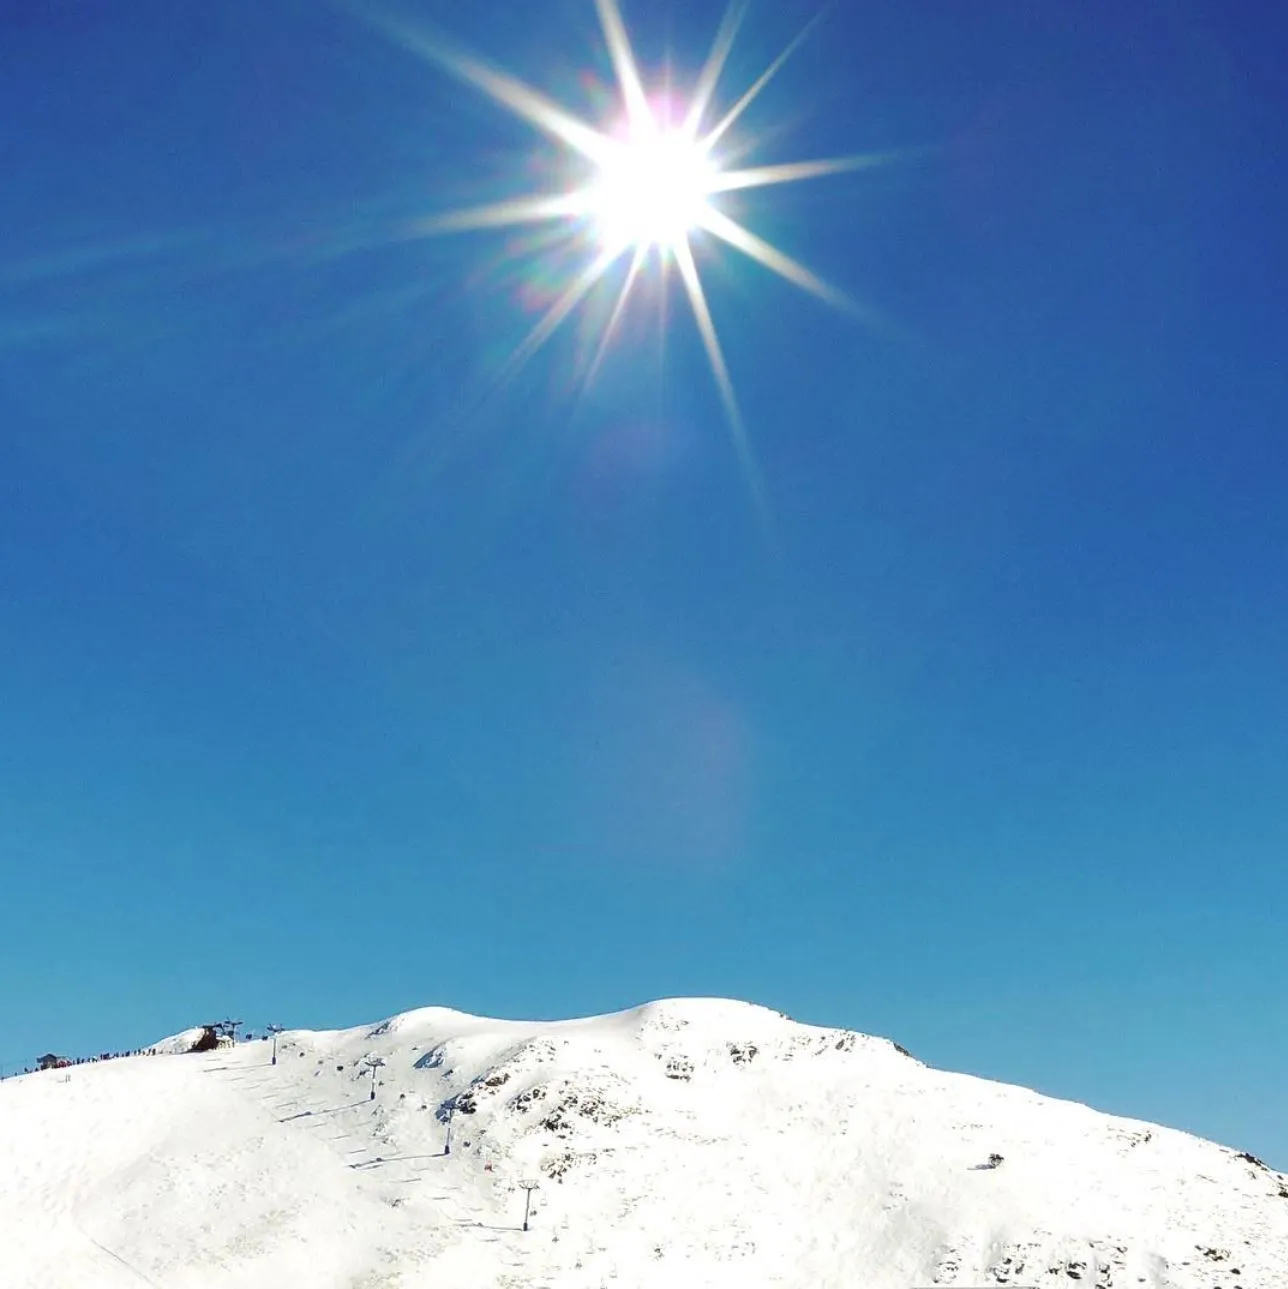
[3, 1048, 162, 1078]
[3, 1024, 267, 1080]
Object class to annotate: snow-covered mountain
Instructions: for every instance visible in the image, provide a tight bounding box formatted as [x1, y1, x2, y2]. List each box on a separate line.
[2, 997, 1284, 1288]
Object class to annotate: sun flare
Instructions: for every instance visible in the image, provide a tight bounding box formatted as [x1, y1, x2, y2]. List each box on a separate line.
[358, 0, 891, 507]
[588, 120, 718, 254]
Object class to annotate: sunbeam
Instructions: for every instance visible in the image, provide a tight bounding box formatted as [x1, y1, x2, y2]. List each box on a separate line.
[353, 0, 884, 506]
[701, 10, 824, 151]
[502, 245, 625, 382]
[684, 0, 749, 137]
[586, 244, 650, 385]
[697, 206, 852, 312]
[711, 154, 892, 195]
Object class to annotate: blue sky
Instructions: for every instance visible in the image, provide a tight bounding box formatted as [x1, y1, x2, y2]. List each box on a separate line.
[3, 0, 1286, 1164]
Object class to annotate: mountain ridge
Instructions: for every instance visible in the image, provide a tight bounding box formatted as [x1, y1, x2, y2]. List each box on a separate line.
[3, 996, 1284, 1287]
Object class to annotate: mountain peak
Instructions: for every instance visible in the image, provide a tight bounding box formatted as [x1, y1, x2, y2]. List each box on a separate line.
[4, 997, 1284, 1287]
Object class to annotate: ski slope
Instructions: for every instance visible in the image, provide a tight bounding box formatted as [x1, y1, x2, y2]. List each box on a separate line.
[2, 998, 1284, 1288]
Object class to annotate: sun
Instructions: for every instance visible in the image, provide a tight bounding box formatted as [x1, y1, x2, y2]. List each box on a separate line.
[588, 120, 718, 254]
[353, 0, 890, 505]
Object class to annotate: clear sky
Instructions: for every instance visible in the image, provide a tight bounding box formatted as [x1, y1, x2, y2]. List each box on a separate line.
[3, 1, 1285, 1165]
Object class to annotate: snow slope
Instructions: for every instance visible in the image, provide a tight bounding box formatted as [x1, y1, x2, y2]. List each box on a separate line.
[1, 998, 1284, 1288]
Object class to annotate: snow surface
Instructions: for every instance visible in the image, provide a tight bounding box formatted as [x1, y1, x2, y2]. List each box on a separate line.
[2, 997, 1284, 1288]
[149, 1027, 211, 1056]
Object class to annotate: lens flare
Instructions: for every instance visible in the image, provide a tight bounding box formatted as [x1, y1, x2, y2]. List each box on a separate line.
[353, 0, 895, 510]
[589, 122, 718, 254]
